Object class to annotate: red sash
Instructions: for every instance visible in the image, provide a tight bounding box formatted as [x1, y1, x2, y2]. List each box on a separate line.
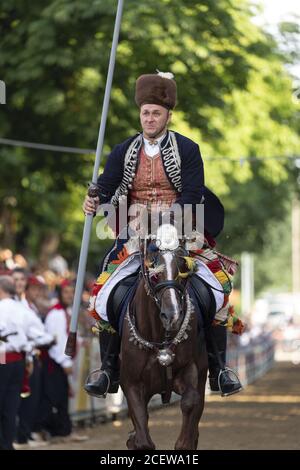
[5, 351, 24, 363]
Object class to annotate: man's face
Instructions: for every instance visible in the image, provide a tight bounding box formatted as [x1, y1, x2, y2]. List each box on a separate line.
[61, 285, 74, 307]
[140, 104, 171, 140]
[26, 284, 43, 304]
[12, 272, 27, 297]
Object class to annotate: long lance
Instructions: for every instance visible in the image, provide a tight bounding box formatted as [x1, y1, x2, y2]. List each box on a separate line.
[65, 0, 125, 356]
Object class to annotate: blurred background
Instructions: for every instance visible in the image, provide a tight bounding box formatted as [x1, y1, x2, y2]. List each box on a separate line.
[1, 0, 300, 449]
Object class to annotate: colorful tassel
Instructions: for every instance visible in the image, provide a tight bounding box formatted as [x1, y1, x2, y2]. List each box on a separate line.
[111, 246, 129, 264]
[232, 318, 245, 335]
[96, 271, 111, 285]
[183, 256, 196, 272]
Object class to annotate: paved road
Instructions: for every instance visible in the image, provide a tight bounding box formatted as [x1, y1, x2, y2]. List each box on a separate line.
[34, 361, 300, 450]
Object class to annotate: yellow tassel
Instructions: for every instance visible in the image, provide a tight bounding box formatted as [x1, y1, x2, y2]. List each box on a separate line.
[183, 256, 196, 271]
[177, 270, 189, 279]
[96, 271, 111, 285]
[214, 270, 228, 285]
[91, 325, 100, 335]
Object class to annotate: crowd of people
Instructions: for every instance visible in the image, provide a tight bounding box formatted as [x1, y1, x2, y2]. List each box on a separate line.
[0, 248, 91, 450]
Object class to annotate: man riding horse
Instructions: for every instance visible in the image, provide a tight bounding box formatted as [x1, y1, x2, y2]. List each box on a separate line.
[83, 71, 243, 398]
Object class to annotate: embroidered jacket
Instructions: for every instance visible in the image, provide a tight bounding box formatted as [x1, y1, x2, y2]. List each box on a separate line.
[96, 130, 224, 237]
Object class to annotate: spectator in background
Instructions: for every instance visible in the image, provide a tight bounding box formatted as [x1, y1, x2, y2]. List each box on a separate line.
[49, 254, 69, 278]
[12, 268, 27, 304]
[0, 275, 26, 450]
[0, 250, 28, 271]
[0, 275, 53, 450]
[13, 272, 54, 449]
[0, 249, 14, 271]
[24, 275, 49, 320]
[13, 254, 28, 269]
[41, 280, 87, 442]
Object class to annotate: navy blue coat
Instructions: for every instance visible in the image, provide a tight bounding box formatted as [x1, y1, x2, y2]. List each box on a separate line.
[97, 131, 224, 237]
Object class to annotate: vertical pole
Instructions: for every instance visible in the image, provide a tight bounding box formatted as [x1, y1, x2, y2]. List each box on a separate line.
[65, 0, 125, 356]
[292, 197, 300, 294]
[241, 252, 254, 318]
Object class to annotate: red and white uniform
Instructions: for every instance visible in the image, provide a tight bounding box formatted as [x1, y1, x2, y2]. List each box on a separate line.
[45, 303, 73, 368]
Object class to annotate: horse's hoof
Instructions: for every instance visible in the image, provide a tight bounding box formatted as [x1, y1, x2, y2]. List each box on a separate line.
[126, 432, 155, 450]
[126, 431, 136, 450]
[126, 440, 135, 450]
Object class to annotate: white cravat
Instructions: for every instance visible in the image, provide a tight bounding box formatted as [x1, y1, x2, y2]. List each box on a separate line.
[143, 133, 166, 157]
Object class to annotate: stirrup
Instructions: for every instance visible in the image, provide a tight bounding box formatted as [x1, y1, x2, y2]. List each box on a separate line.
[218, 367, 243, 397]
[84, 369, 111, 399]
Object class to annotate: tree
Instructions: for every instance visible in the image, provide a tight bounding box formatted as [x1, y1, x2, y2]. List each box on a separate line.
[0, 0, 299, 273]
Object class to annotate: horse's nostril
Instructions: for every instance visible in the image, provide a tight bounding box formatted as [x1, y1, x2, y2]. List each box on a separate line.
[160, 312, 169, 322]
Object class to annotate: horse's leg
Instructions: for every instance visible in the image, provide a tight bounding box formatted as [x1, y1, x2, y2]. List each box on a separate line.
[123, 384, 155, 450]
[193, 367, 208, 449]
[174, 363, 205, 450]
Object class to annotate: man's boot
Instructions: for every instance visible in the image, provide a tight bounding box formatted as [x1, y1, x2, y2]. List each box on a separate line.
[206, 325, 242, 397]
[84, 330, 120, 398]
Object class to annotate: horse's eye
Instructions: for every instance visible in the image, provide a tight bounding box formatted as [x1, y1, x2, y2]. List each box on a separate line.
[148, 243, 159, 253]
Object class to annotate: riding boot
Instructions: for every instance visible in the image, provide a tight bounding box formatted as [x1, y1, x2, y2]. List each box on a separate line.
[206, 325, 242, 397]
[84, 330, 120, 398]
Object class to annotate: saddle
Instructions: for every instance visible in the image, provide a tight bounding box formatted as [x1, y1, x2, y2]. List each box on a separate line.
[107, 270, 140, 334]
[188, 274, 216, 328]
[106, 267, 216, 335]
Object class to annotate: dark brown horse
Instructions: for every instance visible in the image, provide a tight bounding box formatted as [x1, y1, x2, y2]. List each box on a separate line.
[120, 226, 209, 450]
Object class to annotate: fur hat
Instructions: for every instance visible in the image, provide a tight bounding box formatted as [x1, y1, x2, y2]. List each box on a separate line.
[135, 70, 177, 110]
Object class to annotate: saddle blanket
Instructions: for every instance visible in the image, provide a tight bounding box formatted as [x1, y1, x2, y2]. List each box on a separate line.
[95, 254, 224, 322]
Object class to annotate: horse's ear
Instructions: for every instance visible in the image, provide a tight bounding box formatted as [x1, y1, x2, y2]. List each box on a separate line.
[179, 238, 188, 252]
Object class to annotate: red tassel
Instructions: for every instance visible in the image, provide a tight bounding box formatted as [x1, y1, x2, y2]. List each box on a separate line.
[20, 368, 31, 398]
[215, 252, 239, 275]
[206, 259, 222, 273]
[232, 319, 246, 335]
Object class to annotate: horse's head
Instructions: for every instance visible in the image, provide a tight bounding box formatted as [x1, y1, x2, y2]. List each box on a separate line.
[142, 224, 196, 332]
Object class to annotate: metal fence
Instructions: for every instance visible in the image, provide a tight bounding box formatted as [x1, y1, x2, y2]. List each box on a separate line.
[227, 333, 275, 386]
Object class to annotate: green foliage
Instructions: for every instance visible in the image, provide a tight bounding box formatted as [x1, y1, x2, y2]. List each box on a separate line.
[0, 0, 299, 280]
[254, 207, 292, 295]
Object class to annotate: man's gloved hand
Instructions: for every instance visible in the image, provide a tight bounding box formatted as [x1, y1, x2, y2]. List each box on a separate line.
[82, 195, 100, 216]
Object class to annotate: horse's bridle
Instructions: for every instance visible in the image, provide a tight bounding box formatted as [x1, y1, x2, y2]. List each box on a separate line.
[125, 237, 196, 368]
[139, 237, 189, 309]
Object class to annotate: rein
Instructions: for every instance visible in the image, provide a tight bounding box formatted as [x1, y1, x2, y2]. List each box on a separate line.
[139, 238, 193, 306]
[127, 238, 195, 367]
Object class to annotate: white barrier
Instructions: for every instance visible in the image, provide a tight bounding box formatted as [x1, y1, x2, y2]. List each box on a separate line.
[274, 338, 300, 364]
